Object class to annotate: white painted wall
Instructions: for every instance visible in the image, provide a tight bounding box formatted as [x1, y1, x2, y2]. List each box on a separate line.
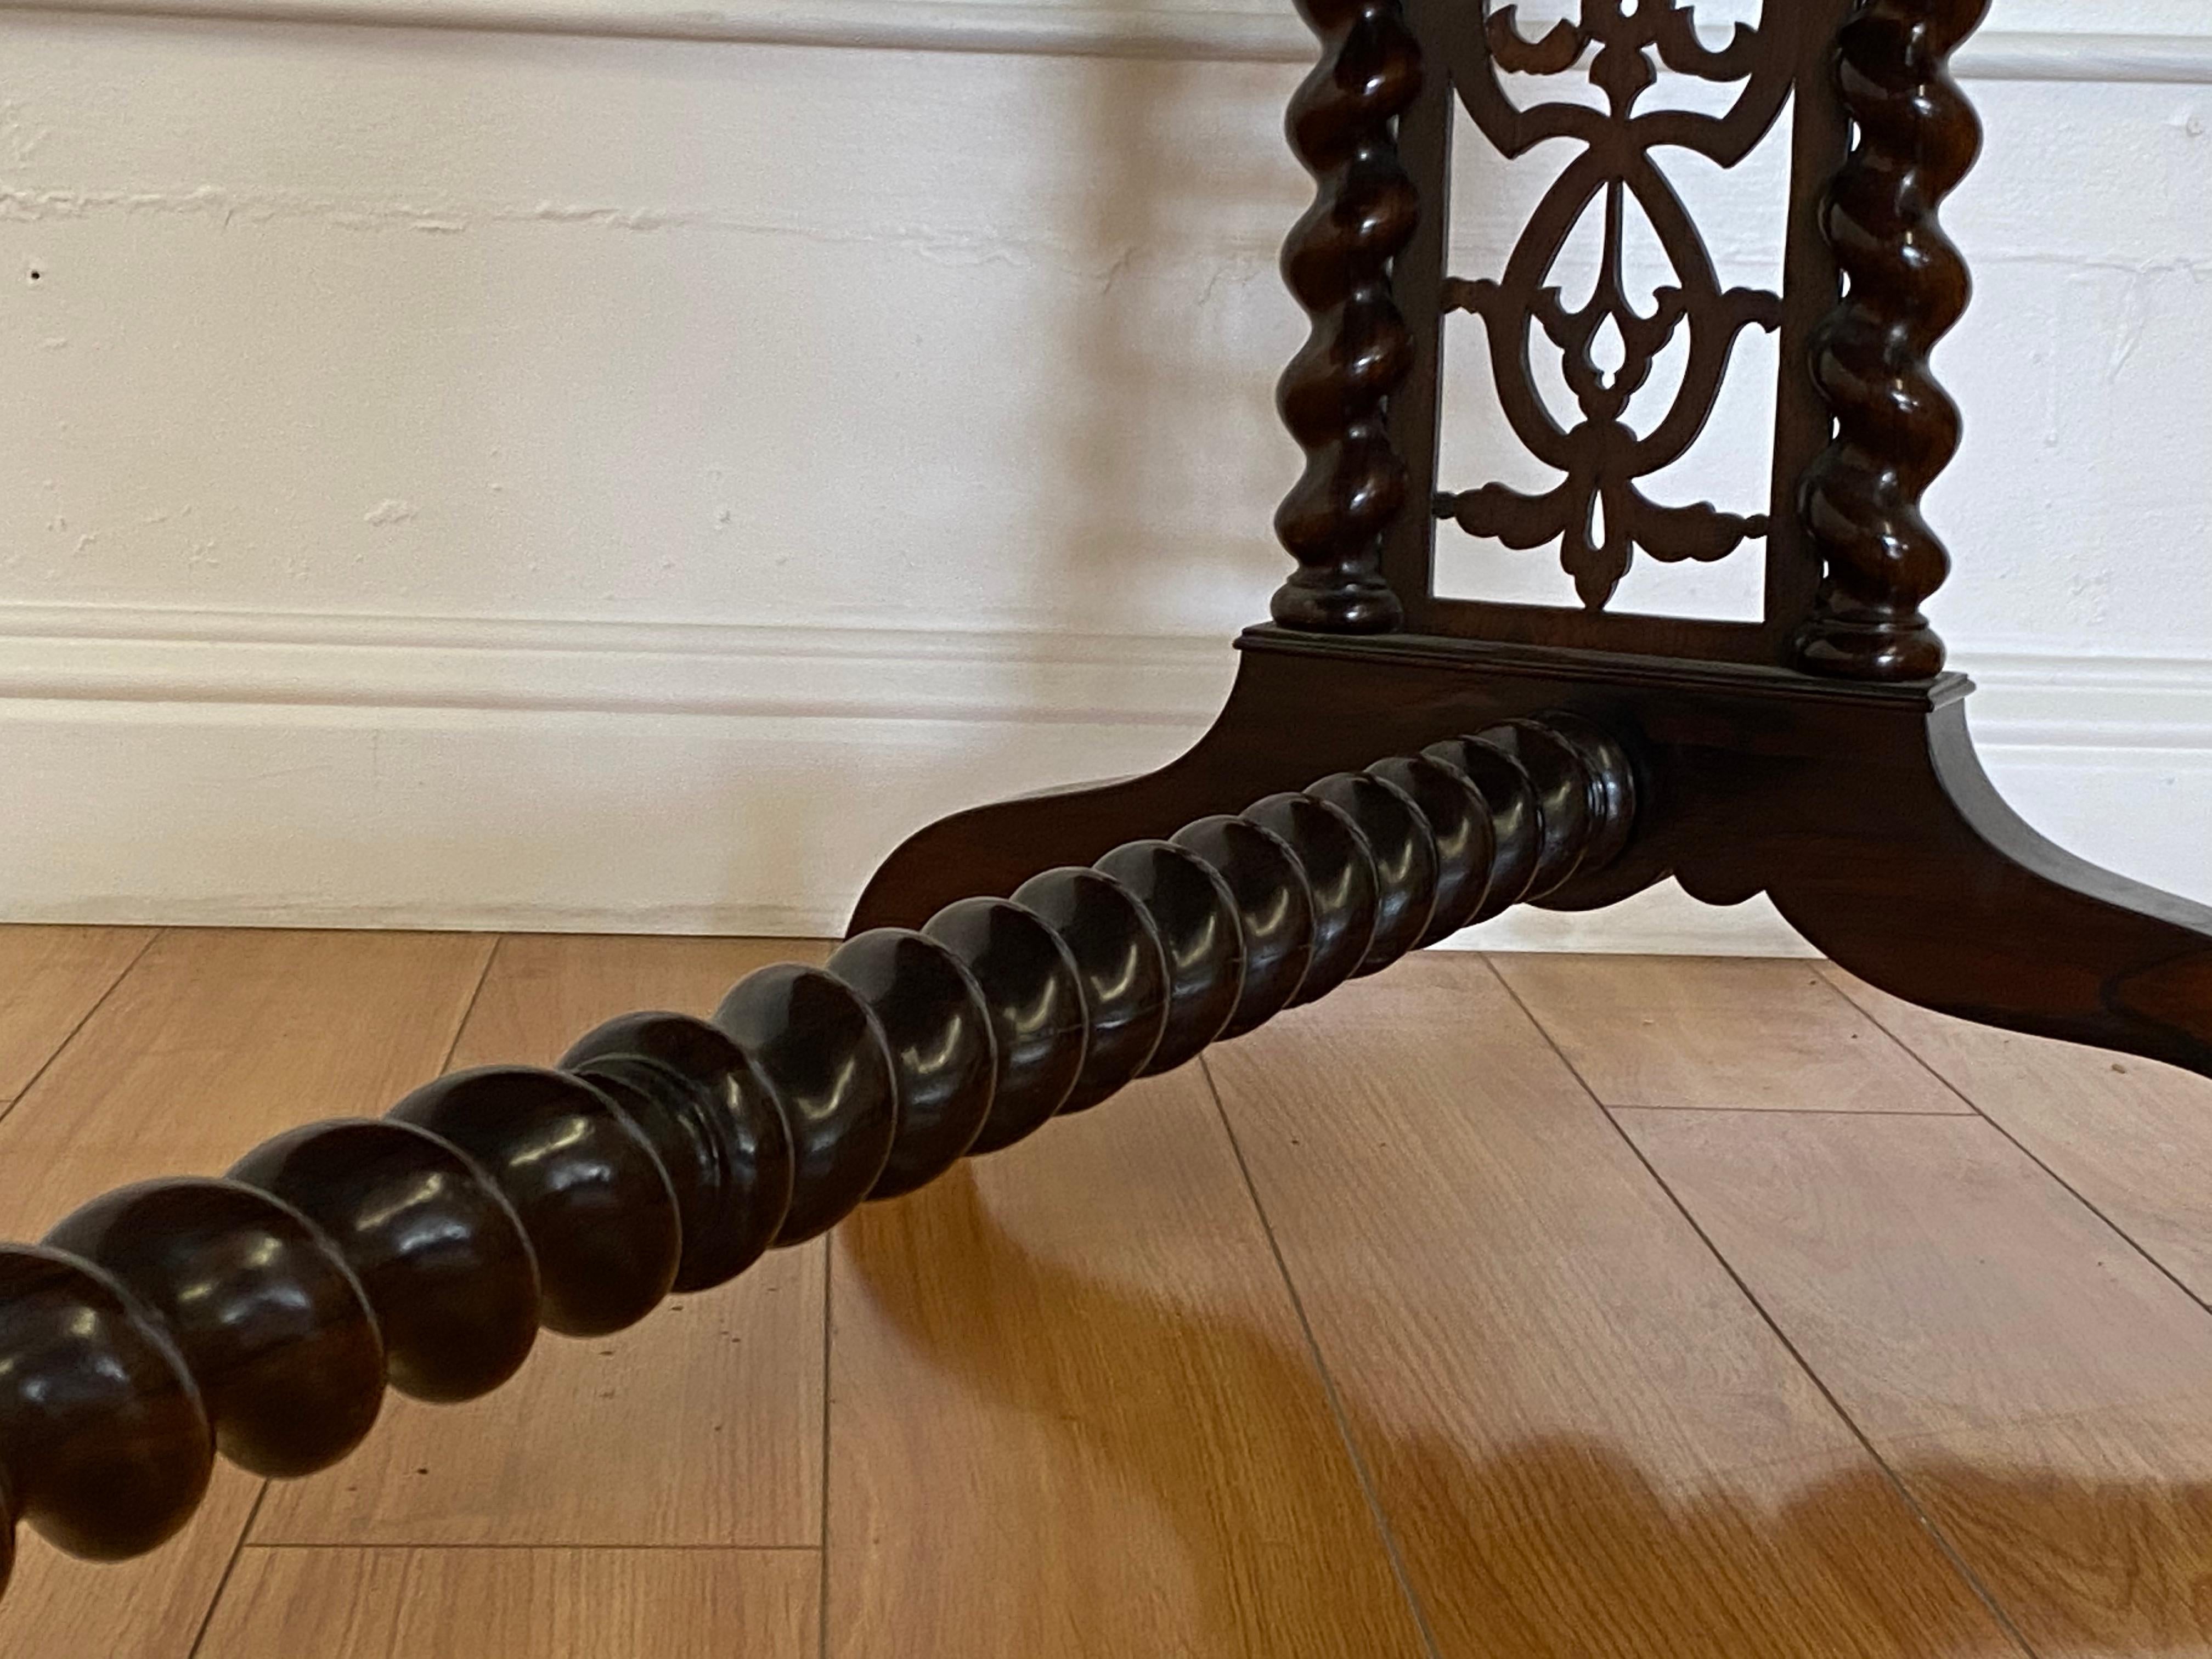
[0, 0, 2208, 949]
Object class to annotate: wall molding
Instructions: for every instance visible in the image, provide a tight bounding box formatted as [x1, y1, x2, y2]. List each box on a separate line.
[0, 602, 1235, 726]
[0, 0, 2208, 82]
[0, 606, 2206, 946]
[0, 601, 2207, 748]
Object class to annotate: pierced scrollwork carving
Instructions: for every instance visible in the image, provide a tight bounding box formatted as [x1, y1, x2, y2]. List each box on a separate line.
[1435, 0, 1800, 611]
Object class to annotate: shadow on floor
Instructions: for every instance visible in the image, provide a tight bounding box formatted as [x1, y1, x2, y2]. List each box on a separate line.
[839, 1161, 2211, 1657]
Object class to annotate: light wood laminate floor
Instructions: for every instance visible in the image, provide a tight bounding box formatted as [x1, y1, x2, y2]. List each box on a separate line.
[3, 930, 2210, 1656]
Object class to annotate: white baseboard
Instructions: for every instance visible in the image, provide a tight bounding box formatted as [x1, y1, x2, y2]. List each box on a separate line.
[0, 602, 1235, 726]
[0, 603, 2207, 952]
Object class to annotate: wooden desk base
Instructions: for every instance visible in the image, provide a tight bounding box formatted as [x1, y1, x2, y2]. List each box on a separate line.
[855, 625, 2212, 1081]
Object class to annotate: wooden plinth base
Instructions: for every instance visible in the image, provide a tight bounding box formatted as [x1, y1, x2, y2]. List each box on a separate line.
[853, 625, 2212, 1079]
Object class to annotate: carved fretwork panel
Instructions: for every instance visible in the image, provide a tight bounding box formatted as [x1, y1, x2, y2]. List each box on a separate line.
[1442, 2, 1795, 612]
[1384, 0, 1855, 663]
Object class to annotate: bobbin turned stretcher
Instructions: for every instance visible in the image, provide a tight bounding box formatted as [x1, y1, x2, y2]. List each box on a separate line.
[9, 0, 2210, 1605]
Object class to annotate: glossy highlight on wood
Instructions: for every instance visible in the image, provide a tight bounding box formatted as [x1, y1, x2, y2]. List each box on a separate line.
[0, 715, 1636, 1605]
[388, 1066, 683, 1338]
[1792, 0, 1991, 680]
[560, 1011, 797, 1290]
[1269, 0, 1422, 633]
[228, 1119, 541, 1404]
[1242, 793, 1378, 1006]
[1304, 771, 1438, 973]
[1365, 754, 1493, 946]
[825, 930, 997, 1194]
[1092, 840, 1248, 1076]
[5, 1, 2197, 1641]
[1007, 868, 1171, 1113]
[713, 966, 900, 1244]
[921, 898, 1088, 1154]
[0, 1246, 211, 1563]
[1169, 816, 1316, 1037]
[42, 1180, 385, 1482]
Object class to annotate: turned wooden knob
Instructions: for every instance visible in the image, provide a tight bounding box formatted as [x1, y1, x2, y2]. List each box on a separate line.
[0, 711, 1635, 1603]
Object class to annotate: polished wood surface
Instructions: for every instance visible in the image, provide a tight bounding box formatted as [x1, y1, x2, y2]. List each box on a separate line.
[1268, 0, 1418, 633]
[1492, 953, 1966, 1113]
[1793, 0, 1990, 679]
[1824, 964, 2212, 1299]
[1623, 1109, 2212, 1653]
[0, 929, 493, 1659]
[253, 934, 826, 1550]
[18, 932, 2212, 1653]
[1431, 1, 1796, 615]
[0, 720, 1639, 1620]
[0, 927, 150, 1107]
[1376, 0, 1857, 664]
[857, 632, 2212, 1090]
[1206, 954, 2012, 1656]
[1273, 0, 1990, 683]
[200, 1547, 819, 1658]
[827, 1069, 1429, 1659]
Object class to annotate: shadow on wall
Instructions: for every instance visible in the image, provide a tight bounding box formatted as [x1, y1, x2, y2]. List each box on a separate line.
[1033, 52, 1290, 632]
[838, 1152, 2208, 1657]
[809, 50, 1295, 929]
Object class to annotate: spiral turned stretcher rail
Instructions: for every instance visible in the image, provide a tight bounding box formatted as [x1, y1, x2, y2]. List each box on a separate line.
[0, 712, 1635, 1599]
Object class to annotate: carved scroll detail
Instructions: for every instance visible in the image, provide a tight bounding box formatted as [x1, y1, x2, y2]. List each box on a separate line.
[1792, 0, 1990, 680]
[1270, 0, 1423, 634]
[1437, 1, 1798, 612]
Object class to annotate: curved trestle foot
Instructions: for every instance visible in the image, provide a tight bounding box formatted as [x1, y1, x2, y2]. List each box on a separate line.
[858, 625, 2212, 1082]
[1758, 713, 2212, 1078]
[0, 696, 1634, 1604]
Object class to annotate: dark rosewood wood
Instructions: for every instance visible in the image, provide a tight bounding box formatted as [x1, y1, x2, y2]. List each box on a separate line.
[1269, 0, 1422, 633]
[560, 1012, 795, 1288]
[42, 1180, 384, 1482]
[823, 930, 997, 1193]
[1435, 1, 1796, 611]
[1418, 736, 1541, 918]
[1305, 771, 1438, 972]
[0, 703, 1636, 1603]
[1007, 868, 1171, 1112]
[230, 1119, 540, 1403]
[857, 629, 2212, 1081]
[1093, 840, 1249, 1074]
[390, 1067, 682, 1336]
[1793, 0, 1990, 680]
[0, 1247, 211, 1562]
[1170, 816, 1318, 1036]
[1367, 754, 1493, 946]
[921, 898, 1089, 1153]
[712, 967, 899, 1244]
[0, 0, 2190, 1622]
[1384, 0, 1853, 664]
[1243, 792, 1379, 1005]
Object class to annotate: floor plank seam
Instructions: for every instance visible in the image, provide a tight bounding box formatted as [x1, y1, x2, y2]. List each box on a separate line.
[1479, 958, 2045, 1659]
[0, 927, 162, 1133]
[1600, 1109, 2040, 1659]
[817, 1235, 834, 1659]
[1829, 977, 2212, 1324]
[186, 1481, 269, 1659]
[237, 1542, 828, 1553]
[1599, 1104, 1977, 1117]
[439, 934, 506, 1071]
[1196, 1054, 1448, 1659]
